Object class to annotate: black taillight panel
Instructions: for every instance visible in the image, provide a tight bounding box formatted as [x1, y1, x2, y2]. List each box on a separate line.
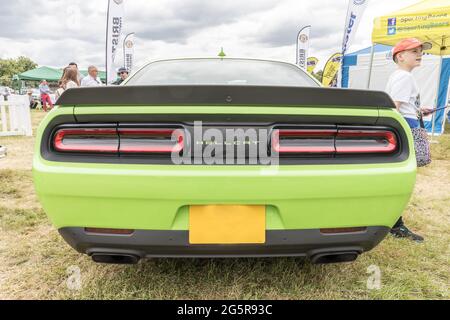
[51, 124, 185, 156]
[271, 125, 400, 158]
[42, 117, 409, 165]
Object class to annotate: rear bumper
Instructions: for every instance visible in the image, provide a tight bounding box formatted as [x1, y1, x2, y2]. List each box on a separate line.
[59, 226, 390, 259]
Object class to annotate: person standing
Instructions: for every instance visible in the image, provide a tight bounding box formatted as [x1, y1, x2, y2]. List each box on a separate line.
[81, 66, 104, 87]
[39, 80, 53, 112]
[68, 62, 83, 83]
[54, 81, 65, 100]
[61, 68, 80, 91]
[385, 38, 434, 242]
[112, 67, 129, 85]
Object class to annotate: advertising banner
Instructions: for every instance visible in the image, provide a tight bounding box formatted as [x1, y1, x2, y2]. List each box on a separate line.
[322, 53, 343, 87]
[123, 32, 135, 73]
[106, 0, 124, 84]
[297, 26, 311, 70]
[307, 57, 318, 74]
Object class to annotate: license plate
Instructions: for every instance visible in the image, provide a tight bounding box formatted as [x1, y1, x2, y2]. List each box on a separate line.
[189, 205, 266, 244]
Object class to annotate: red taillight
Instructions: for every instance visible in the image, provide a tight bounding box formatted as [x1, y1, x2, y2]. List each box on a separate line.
[53, 128, 118, 153]
[118, 128, 184, 153]
[335, 130, 397, 153]
[272, 129, 336, 153]
[272, 128, 398, 155]
[53, 127, 184, 154]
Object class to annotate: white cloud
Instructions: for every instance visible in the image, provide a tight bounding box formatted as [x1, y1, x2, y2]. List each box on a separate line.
[0, 0, 421, 71]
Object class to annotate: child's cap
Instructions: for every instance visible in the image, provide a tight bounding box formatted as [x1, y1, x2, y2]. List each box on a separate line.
[392, 38, 432, 61]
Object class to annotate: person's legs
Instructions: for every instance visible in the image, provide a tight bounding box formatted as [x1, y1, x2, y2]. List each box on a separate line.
[41, 94, 48, 112]
[43, 94, 53, 110]
[393, 217, 403, 229]
[404, 117, 420, 129]
[390, 116, 424, 242]
[46, 94, 54, 109]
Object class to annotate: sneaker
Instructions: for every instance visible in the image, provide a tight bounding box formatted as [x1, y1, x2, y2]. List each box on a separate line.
[390, 225, 424, 242]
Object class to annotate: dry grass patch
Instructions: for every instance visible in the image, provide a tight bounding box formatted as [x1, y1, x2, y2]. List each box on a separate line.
[0, 111, 449, 300]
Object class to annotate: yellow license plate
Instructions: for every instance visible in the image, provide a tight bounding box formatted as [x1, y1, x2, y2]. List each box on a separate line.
[189, 205, 266, 244]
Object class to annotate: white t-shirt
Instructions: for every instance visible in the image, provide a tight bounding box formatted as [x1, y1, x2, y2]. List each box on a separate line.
[385, 69, 421, 120]
[81, 75, 103, 87]
[65, 81, 78, 90]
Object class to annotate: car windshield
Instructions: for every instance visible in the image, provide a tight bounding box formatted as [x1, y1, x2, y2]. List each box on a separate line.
[126, 59, 319, 87]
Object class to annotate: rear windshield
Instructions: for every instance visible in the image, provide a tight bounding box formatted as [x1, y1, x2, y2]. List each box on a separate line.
[126, 59, 319, 87]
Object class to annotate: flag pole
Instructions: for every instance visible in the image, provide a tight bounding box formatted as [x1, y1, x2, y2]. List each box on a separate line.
[105, 0, 111, 86]
[338, 1, 351, 87]
[430, 36, 445, 143]
[430, 54, 443, 143]
[366, 43, 376, 89]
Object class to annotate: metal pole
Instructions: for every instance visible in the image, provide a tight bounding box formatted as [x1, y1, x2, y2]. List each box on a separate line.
[105, 0, 111, 86]
[430, 44, 444, 143]
[367, 43, 376, 89]
[338, 0, 351, 88]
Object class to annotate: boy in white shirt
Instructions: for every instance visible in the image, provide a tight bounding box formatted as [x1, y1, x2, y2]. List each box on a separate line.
[385, 38, 433, 242]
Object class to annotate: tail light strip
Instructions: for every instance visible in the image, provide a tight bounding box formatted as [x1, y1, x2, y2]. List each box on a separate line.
[53, 126, 398, 156]
[53, 128, 118, 153]
[272, 129, 336, 153]
[53, 128, 185, 154]
[272, 129, 398, 154]
[335, 130, 397, 153]
[119, 129, 184, 153]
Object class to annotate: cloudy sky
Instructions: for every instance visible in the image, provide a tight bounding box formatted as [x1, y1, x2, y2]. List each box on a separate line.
[0, 0, 420, 71]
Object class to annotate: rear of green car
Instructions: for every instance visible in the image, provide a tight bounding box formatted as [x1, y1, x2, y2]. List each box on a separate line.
[33, 84, 416, 264]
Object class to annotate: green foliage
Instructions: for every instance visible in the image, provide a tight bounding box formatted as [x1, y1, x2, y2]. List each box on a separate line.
[0, 56, 37, 86]
[312, 70, 323, 83]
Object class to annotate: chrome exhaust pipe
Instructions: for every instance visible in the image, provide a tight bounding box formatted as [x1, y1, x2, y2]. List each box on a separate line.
[91, 253, 140, 264]
[311, 251, 359, 264]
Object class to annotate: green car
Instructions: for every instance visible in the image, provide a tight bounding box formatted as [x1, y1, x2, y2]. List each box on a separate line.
[33, 58, 416, 264]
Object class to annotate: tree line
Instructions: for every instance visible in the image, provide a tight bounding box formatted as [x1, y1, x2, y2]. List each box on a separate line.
[0, 56, 37, 87]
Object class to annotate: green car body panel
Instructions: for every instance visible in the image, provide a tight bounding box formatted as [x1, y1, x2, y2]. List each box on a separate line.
[34, 106, 415, 230]
[32, 59, 417, 263]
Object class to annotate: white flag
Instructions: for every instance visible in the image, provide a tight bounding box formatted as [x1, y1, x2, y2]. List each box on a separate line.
[106, 0, 124, 84]
[341, 0, 369, 55]
[297, 26, 311, 71]
[123, 33, 135, 73]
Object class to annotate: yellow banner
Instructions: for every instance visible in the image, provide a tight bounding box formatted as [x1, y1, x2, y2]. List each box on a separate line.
[322, 53, 342, 87]
[307, 57, 318, 74]
[372, 0, 450, 55]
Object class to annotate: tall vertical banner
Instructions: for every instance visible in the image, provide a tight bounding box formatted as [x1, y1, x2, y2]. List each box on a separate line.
[106, 0, 124, 84]
[123, 32, 135, 73]
[307, 57, 319, 74]
[339, 0, 369, 86]
[341, 0, 368, 55]
[297, 26, 311, 71]
[322, 53, 343, 87]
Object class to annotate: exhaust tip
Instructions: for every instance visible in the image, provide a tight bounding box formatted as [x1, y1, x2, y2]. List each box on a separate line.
[91, 253, 140, 264]
[311, 251, 359, 264]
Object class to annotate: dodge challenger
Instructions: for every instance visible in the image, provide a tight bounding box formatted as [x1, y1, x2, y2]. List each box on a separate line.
[33, 58, 416, 264]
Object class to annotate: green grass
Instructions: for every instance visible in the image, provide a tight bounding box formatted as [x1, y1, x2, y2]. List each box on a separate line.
[0, 110, 449, 299]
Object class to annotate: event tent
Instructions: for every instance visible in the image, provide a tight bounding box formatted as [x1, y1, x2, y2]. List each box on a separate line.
[353, 0, 450, 134]
[372, 0, 449, 56]
[13, 66, 107, 82]
[342, 44, 449, 134]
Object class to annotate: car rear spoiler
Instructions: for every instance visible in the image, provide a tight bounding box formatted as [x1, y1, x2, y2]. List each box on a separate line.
[56, 85, 396, 109]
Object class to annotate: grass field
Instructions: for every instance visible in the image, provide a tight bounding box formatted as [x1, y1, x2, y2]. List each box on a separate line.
[0, 110, 449, 300]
